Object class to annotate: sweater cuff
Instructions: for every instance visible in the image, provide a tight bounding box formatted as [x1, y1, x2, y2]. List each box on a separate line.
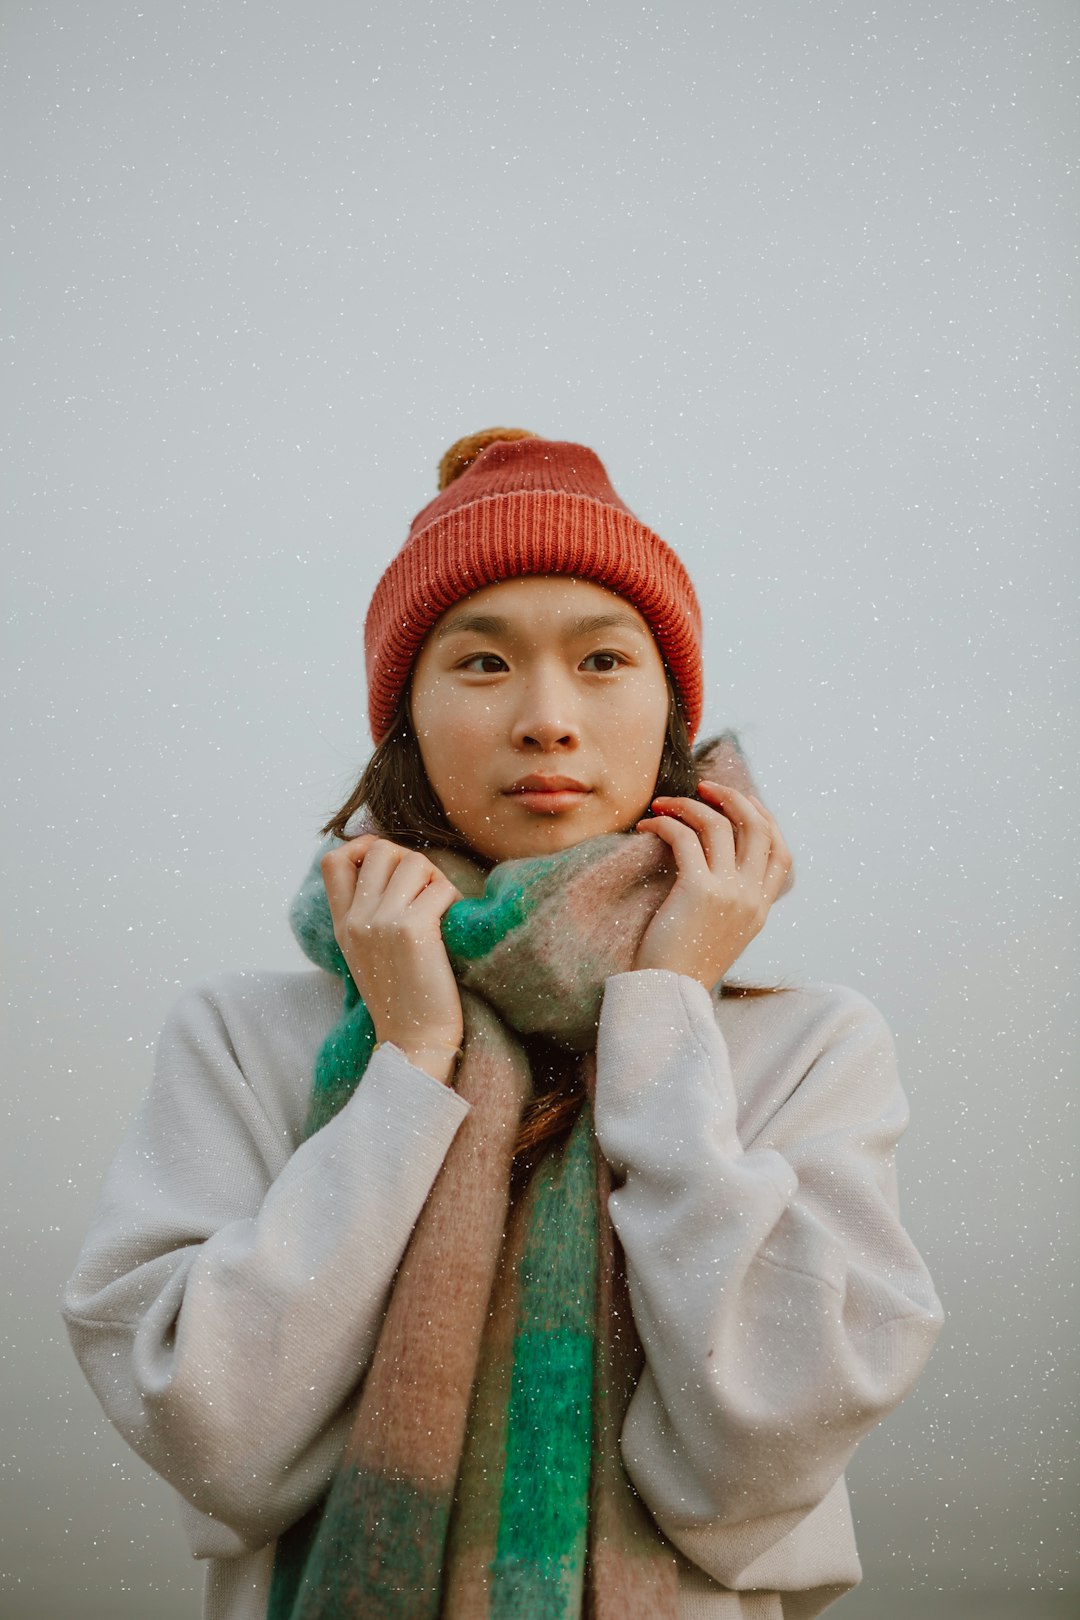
[340, 1040, 472, 1163]
[603, 966, 719, 1021]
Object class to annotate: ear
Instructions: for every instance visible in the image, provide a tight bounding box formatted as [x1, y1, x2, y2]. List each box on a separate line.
[694, 730, 795, 898]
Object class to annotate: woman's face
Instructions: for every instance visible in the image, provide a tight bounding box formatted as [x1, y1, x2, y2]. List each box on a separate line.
[408, 575, 672, 866]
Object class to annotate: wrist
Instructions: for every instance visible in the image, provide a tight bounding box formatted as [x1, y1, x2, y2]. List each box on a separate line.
[374, 1039, 463, 1087]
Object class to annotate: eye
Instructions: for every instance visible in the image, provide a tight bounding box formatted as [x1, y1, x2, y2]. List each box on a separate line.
[458, 653, 508, 673]
[456, 650, 628, 674]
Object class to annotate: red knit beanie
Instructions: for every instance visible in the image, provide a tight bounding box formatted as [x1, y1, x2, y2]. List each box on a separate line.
[364, 429, 704, 745]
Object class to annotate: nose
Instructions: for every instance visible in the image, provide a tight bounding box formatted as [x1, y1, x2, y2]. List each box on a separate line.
[509, 664, 581, 751]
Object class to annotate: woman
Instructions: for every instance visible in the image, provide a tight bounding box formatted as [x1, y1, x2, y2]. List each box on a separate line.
[61, 429, 945, 1620]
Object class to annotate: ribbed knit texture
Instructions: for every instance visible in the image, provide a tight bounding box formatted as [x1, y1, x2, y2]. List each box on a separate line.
[363, 438, 703, 745]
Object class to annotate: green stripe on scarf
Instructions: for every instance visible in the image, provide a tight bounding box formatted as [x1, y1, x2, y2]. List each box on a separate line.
[490, 1108, 597, 1619]
[272, 1465, 450, 1619]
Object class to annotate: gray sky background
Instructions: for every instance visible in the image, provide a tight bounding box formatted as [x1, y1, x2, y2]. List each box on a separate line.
[3, 2, 1077, 1615]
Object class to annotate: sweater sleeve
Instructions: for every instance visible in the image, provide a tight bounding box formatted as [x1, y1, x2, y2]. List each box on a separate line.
[593, 970, 944, 1595]
[59, 981, 471, 1556]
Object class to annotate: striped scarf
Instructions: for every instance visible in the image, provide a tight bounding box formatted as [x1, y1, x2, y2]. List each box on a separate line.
[269, 735, 756, 1618]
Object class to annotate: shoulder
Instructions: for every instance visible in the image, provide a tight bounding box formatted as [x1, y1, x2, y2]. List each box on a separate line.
[790, 977, 894, 1046]
[162, 965, 342, 1037]
[719, 975, 893, 1052]
[715, 978, 901, 1142]
[157, 966, 346, 1146]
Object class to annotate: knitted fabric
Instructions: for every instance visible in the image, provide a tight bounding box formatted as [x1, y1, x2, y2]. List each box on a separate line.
[363, 435, 704, 747]
[268, 734, 767, 1619]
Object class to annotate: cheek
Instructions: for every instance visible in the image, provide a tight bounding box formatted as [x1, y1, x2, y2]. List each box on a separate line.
[411, 683, 476, 755]
[417, 719, 490, 799]
[604, 690, 669, 756]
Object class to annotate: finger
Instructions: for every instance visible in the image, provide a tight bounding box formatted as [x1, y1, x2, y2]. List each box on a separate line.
[409, 873, 465, 917]
[373, 850, 450, 914]
[648, 795, 736, 870]
[320, 832, 382, 886]
[322, 837, 402, 925]
[327, 832, 382, 861]
[742, 790, 780, 834]
[635, 808, 716, 879]
[656, 784, 770, 869]
[734, 796, 794, 901]
[736, 791, 784, 849]
[695, 780, 763, 824]
[762, 834, 795, 901]
[320, 841, 373, 921]
[740, 791, 787, 847]
[381, 862, 462, 916]
[346, 839, 406, 911]
[697, 781, 779, 869]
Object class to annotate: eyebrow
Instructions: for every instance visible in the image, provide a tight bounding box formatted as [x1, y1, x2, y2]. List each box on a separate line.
[433, 609, 649, 644]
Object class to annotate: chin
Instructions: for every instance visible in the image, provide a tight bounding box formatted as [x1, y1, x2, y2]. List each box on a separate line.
[465, 798, 630, 865]
[513, 824, 604, 862]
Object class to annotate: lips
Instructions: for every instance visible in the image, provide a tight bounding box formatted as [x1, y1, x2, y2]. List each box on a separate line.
[506, 775, 589, 794]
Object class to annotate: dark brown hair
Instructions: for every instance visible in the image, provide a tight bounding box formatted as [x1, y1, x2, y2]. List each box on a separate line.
[320, 664, 795, 1167]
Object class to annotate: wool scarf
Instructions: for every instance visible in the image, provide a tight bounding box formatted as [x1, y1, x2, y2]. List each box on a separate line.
[268, 735, 763, 1620]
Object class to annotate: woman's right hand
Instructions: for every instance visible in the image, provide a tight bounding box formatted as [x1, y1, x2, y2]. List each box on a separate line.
[320, 836, 465, 1083]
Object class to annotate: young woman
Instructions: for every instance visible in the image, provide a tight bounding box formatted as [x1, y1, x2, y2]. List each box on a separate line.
[62, 429, 944, 1620]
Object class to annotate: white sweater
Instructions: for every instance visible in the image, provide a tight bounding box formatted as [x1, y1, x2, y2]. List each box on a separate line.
[60, 965, 944, 1620]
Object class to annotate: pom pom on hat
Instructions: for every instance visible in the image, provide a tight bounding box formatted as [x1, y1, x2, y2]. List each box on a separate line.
[438, 427, 539, 490]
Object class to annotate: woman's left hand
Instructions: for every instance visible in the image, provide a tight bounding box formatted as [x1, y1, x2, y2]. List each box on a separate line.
[630, 781, 794, 988]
